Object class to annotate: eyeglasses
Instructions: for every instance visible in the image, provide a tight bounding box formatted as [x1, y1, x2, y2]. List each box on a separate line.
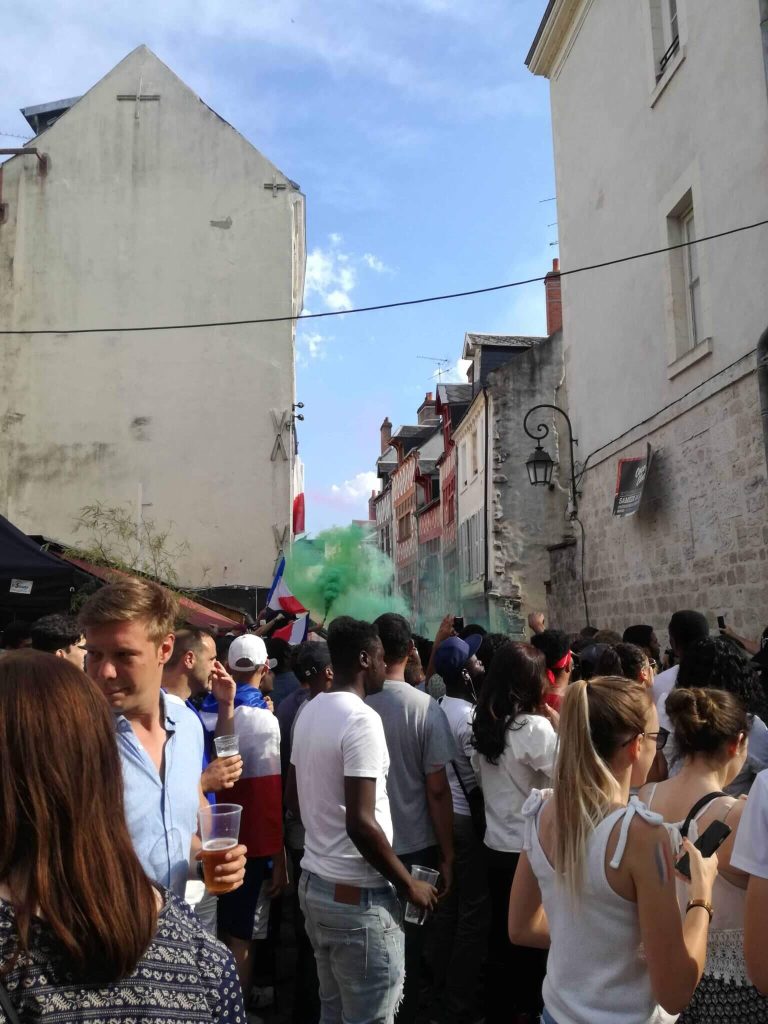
[622, 730, 667, 751]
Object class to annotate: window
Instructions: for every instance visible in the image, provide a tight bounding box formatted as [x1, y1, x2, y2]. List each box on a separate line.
[667, 192, 705, 358]
[470, 430, 478, 477]
[460, 443, 467, 487]
[650, 0, 682, 83]
[397, 512, 412, 542]
[459, 511, 486, 583]
[681, 208, 701, 349]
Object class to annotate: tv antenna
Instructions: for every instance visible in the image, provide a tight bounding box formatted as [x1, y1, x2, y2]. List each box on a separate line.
[417, 355, 451, 383]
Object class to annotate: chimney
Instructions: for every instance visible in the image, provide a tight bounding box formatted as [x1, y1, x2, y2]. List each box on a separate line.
[417, 391, 437, 425]
[380, 417, 393, 454]
[545, 257, 562, 336]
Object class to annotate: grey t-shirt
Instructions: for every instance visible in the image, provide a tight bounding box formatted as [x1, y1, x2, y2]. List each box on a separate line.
[367, 679, 458, 855]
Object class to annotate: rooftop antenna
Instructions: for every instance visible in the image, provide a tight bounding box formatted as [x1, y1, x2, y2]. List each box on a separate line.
[417, 355, 451, 383]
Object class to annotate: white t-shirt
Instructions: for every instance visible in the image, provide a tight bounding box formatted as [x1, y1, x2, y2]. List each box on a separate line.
[652, 665, 678, 707]
[291, 690, 393, 886]
[439, 695, 475, 816]
[731, 768, 768, 878]
[472, 714, 558, 852]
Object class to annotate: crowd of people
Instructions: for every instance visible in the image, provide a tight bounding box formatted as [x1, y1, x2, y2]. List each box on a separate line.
[1, 586, 767, 1024]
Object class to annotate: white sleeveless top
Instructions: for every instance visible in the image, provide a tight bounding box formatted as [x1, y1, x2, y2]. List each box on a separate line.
[523, 789, 677, 1024]
[645, 784, 748, 986]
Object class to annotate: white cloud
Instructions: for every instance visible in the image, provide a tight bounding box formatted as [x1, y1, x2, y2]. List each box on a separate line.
[304, 234, 391, 314]
[362, 253, 391, 273]
[331, 470, 380, 503]
[443, 358, 471, 384]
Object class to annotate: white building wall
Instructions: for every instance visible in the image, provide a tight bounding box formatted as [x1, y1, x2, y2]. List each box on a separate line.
[454, 393, 487, 599]
[534, 0, 768, 457]
[0, 46, 305, 587]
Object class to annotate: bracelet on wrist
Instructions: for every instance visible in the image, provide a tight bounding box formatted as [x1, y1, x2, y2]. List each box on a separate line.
[685, 898, 713, 922]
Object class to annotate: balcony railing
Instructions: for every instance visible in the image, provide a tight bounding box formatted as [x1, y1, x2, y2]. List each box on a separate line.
[658, 35, 680, 78]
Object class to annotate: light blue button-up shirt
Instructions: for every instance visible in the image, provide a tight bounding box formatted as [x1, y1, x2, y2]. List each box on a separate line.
[116, 692, 204, 896]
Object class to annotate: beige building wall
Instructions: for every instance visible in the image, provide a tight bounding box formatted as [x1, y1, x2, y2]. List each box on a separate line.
[528, 0, 768, 637]
[0, 46, 305, 587]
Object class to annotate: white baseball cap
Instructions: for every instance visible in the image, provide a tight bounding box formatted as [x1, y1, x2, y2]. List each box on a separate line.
[228, 634, 276, 671]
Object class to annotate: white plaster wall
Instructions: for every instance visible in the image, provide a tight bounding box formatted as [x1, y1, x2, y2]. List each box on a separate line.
[0, 46, 304, 587]
[454, 394, 486, 529]
[546, 0, 768, 457]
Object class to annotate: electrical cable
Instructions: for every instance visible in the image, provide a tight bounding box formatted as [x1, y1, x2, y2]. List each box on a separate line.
[573, 515, 591, 629]
[0, 217, 766, 336]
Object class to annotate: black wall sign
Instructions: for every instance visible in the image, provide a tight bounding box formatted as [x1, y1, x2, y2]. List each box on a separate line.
[613, 444, 653, 517]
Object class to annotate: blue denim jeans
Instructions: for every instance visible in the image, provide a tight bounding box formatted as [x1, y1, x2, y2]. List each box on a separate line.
[298, 871, 405, 1024]
[541, 1009, 558, 1024]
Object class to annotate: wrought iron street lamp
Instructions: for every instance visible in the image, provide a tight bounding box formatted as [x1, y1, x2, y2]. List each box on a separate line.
[523, 404, 579, 518]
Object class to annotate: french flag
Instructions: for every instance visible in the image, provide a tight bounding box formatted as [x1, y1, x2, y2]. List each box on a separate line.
[273, 612, 310, 645]
[199, 705, 283, 858]
[266, 556, 307, 617]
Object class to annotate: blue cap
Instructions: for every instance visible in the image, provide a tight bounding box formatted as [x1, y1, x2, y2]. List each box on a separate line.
[433, 634, 483, 677]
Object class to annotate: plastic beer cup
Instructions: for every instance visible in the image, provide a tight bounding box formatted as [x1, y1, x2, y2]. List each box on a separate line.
[213, 734, 240, 758]
[198, 803, 242, 894]
[404, 864, 440, 925]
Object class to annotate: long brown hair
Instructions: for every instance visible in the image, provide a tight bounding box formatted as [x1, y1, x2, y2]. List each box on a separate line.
[553, 677, 651, 897]
[0, 652, 157, 980]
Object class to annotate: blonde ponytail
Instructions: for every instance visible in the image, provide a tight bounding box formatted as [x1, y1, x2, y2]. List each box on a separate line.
[553, 677, 650, 898]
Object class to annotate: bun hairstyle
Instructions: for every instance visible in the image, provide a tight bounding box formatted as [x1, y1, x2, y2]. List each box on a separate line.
[554, 676, 651, 897]
[665, 687, 749, 758]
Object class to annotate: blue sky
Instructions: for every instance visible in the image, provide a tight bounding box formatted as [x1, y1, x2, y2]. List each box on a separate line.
[2, 0, 556, 532]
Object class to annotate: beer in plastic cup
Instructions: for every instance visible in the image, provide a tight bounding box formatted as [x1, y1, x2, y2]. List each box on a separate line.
[213, 734, 240, 758]
[198, 803, 242, 894]
[404, 864, 440, 925]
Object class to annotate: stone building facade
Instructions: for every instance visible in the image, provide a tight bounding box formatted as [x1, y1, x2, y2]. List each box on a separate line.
[0, 46, 305, 587]
[527, 0, 768, 638]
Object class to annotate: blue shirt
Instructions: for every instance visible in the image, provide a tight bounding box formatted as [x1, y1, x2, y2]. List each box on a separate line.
[272, 670, 301, 709]
[201, 681, 268, 713]
[117, 692, 204, 897]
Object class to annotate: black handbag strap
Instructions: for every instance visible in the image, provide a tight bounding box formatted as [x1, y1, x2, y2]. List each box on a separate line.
[681, 791, 726, 838]
[0, 979, 22, 1024]
[451, 759, 476, 802]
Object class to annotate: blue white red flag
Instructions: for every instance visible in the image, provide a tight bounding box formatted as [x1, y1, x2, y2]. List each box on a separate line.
[272, 612, 310, 645]
[266, 557, 307, 617]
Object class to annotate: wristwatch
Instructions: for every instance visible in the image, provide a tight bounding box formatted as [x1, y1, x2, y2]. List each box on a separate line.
[685, 898, 714, 922]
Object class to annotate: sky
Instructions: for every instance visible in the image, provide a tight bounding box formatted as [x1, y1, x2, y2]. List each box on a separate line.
[1, 0, 556, 532]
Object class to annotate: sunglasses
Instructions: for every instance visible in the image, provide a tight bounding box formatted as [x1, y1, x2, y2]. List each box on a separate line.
[622, 729, 667, 751]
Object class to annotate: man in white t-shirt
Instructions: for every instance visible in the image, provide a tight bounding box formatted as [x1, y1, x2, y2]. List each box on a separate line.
[290, 616, 438, 1024]
[731, 768, 768, 994]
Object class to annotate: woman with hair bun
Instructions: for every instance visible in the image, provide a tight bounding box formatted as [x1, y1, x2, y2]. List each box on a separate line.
[509, 677, 717, 1024]
[639, 687, 767, 1022]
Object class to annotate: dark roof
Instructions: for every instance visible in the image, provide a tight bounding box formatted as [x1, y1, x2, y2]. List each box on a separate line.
[436, 383, 473, 407]
[20, 97, 80, 135]
[525, 0, 558, 66]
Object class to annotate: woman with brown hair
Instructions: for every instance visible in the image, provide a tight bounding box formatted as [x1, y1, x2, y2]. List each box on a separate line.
[0, 651, 244, 1022]
[639, 688, 767, 1022]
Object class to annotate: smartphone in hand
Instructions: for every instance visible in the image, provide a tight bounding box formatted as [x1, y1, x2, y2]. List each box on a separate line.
[717, 614, 726, 631]
[454, 616, 465, 633]
[675, 819, 731, 880]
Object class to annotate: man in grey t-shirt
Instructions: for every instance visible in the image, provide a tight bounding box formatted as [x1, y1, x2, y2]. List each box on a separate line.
[367, 613, 456, 1024]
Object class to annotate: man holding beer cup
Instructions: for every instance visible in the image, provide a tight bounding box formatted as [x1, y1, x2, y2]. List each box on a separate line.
[79, 580, 247, 898]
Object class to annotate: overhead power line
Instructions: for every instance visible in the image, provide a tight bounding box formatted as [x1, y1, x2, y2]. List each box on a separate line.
[1, 217, 766, 336]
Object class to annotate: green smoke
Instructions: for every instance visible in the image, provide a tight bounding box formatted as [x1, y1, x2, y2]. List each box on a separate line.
[283, 524, 410, 623]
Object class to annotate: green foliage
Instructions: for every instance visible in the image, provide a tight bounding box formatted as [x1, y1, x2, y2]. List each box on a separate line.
[284, 524, 410, 622]
[64, 502, 190, 589]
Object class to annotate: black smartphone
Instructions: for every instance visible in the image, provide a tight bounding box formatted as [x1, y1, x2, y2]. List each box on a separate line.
[675, 819, 731, 880]
[454, 616, 464, 633]
[717, 614, 726, 630]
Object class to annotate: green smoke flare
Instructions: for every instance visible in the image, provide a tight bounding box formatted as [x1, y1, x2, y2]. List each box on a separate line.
[283, 524, 410, 623]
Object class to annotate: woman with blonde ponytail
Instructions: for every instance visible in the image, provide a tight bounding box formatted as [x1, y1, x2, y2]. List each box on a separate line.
[509, 677, 718, 1024]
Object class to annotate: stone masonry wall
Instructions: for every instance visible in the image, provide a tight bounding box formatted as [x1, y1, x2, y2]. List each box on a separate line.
[548, 368, 768, 640]
[488, 331, 572, 637]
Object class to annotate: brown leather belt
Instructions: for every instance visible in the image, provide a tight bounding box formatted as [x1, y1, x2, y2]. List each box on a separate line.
[333, 883, 362, 905]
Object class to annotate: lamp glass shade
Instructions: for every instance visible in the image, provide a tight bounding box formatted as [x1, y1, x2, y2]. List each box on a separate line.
[526, 446, 554, 486]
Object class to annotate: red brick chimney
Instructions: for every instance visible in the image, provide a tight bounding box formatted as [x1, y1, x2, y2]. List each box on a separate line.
[545, 258, 562, 336]
[380, 417, 393, 454]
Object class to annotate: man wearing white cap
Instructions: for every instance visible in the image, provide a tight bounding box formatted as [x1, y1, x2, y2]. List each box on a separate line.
[227, 633, 277, 711]
[199, 631, 286, 1004]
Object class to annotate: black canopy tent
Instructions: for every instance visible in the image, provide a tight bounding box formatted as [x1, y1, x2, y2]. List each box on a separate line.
[0, 514, 85, 626]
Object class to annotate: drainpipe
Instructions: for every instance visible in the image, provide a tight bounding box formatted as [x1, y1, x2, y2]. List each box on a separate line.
[483, 386, 490, 623]
[758, 325, 768, 475]
[761, 0, 768, 100]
